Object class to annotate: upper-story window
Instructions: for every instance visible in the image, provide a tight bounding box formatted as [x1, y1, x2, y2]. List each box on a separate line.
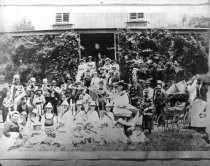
[56, 13, 69, 23]
[130, 13, 144, 20]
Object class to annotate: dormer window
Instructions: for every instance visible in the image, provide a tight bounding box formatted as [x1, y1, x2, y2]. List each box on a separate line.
[56, 13, 69, 23]
[130, 13, 144, 20]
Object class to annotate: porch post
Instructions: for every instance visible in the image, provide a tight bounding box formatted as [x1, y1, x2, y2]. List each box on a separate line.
[78, 33, 81, 60]
[114, 33, 117, 60]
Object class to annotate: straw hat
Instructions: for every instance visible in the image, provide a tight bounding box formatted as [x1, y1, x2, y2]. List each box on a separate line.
[13, 74, 20, 79]
[105, 58, 111, 62]
[89, 100, 96, 106]
[76, 100, 83, 105]
[61, 100, 69, 106]
[20, 111, 27, 116]
[30, 77, 36, 82]
[43, 78, 48, 83]
[45, 102, 53, 109]
[11, 111, 19, 116]
[106, 102, 113, 107]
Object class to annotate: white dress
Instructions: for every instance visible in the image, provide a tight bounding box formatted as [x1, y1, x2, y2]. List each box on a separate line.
[113, 92, 132, 117]
[190, 98, 207, 128]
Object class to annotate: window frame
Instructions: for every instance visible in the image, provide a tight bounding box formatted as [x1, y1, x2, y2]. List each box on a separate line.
[130, 13, 144, 20]
[56, 13, 70, 23]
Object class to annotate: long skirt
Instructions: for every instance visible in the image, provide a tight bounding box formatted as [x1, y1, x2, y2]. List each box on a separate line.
[2, 107, 9, 122]
[142, 115, 153, 130]
[0, 133, 19, 151]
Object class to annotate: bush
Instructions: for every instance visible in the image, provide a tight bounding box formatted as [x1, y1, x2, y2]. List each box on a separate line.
[118, 29, 208, 86]
[2, 31, 80, 84]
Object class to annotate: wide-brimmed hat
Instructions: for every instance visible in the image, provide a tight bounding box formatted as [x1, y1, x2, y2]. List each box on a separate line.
[106, 102, 113, 107]
[117, 81, 128, 90]
[76, 100, 83, 105]
[13, 74, 20, 79]
[12, 111, 20, 117]
[105, 58, 111, 61]
[157, 80, 164, 87]
[51, 80, 56, 85]
[43, 78, 48, 83]
[30, 77, 36, 82]
[20, 111, 27, 116]
[88, 56, 93, 59]
[89, 100, 96, 106]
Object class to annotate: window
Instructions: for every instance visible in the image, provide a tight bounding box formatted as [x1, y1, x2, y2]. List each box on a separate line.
[63, 13, 69, 22]
[130, 13, 144, 20]
[56, 13, 62, 22]
[56, 13, 69, 23]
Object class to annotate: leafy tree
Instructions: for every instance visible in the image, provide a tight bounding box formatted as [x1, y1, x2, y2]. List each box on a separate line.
[118, 29, 208, 87]
[12, 18, 35, 31]
[4, 31, 79, 84]
[188, 16, 210, 28]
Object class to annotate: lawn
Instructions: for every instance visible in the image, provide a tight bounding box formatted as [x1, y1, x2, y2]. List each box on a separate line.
[7, 130, 210, 152]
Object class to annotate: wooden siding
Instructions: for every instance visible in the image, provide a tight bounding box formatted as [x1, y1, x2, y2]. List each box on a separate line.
[64, 13, 167, 29]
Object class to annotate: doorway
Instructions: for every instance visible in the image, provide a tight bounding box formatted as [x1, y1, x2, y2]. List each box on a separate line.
[80, 33, 115, 60]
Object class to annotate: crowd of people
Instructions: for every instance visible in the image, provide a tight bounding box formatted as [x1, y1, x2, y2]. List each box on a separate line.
[0, 56, 169, 150]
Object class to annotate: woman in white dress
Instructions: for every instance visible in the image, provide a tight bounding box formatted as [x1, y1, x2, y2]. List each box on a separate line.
[112, 82, 132, 118]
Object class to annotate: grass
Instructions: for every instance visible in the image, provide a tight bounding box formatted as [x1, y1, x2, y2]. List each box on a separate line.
[9, 129, 210, 151]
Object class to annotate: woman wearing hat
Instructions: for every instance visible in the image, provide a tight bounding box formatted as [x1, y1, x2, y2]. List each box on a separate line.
[33, 87, 45, 117]
[112, 81, 132, 118]
[74, 100, 87, 124]
[10, 74, 25, 101]
[90, 72, 101, 88]
[57, 100, 71, 130]
[86, 100, 99, 124]
[1, 111, 21, 151]
[41, 102, 57, 138]
[103, 58, 112, 73]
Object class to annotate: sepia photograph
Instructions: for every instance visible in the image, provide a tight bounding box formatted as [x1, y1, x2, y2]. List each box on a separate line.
[0, 0, 210, 166]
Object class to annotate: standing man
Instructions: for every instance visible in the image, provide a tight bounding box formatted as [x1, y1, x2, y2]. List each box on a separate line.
[153, 80, 166, 123]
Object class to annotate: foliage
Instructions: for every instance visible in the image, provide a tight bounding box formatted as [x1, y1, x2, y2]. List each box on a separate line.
[118, 29, 208, 87]
[2, 31, 79, 84]
[188, 16, 210, 28]
[12, 18, 35, 31]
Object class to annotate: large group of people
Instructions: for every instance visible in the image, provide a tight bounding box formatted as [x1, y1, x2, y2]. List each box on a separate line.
[0, 56, 172, 150]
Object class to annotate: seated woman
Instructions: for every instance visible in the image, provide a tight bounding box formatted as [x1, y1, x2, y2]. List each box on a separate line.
[86, 100, 100, 125]
[1, 111, 21, 151]
[41, 103, 57, 138]
[112, 81, 132, 118]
